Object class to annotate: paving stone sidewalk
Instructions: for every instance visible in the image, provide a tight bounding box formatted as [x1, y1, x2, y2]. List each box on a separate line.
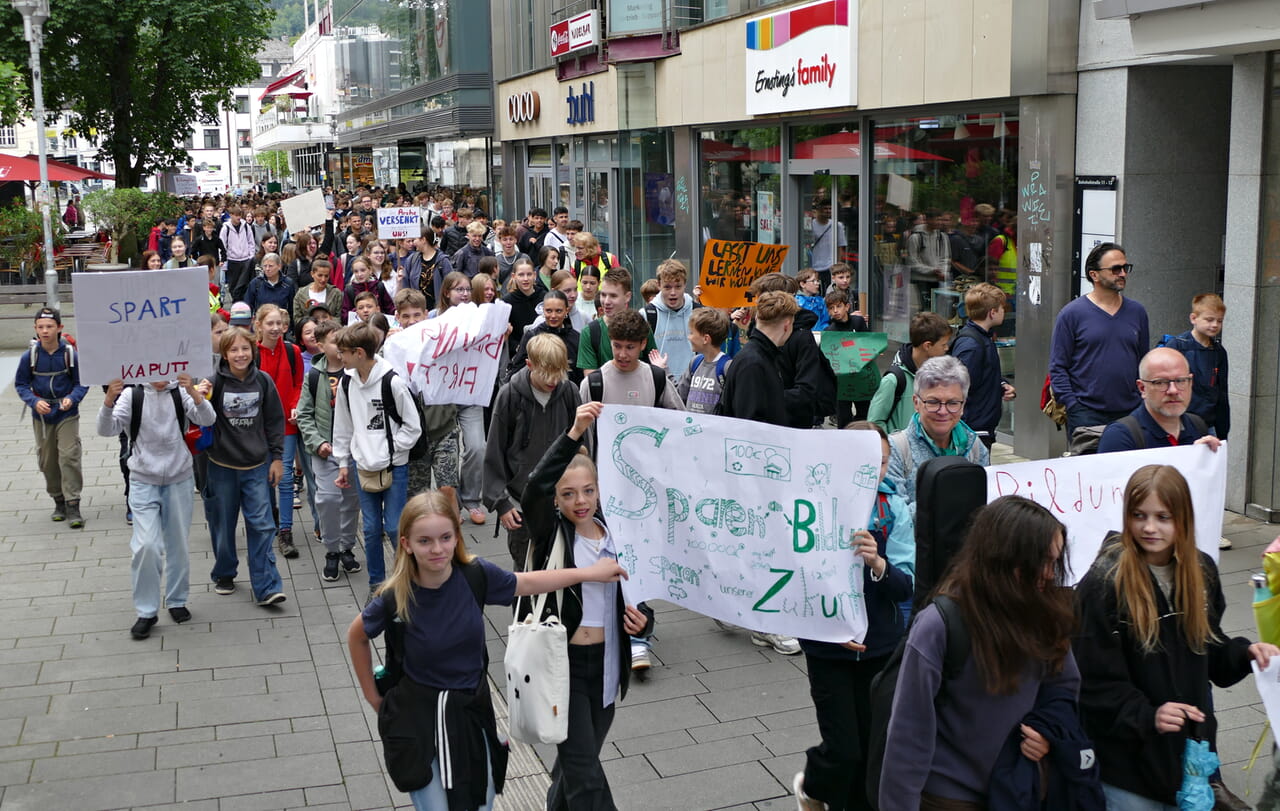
[0, 368, 1275, 810]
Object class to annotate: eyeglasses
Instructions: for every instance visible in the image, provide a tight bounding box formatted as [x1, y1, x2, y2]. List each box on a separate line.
[1100, 263, 1134, 275]
[1141, 376, 1192, 389]
[916, 396, 966, 413]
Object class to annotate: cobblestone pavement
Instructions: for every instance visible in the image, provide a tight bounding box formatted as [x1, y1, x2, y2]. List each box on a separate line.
[0, 364, 1274, 810]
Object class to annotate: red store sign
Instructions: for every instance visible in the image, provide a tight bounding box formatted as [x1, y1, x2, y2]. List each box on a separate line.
[550, 10, 600, 58]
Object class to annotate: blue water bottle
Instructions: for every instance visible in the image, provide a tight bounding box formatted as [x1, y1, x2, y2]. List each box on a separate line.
[1253, 572, 1271, 604]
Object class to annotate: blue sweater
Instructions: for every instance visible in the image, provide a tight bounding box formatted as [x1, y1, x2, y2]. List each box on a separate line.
[950, 321, 1006, 434]
[15, 340, 88, 424]
[1048, 295, 1148, 413]
[1159, 330, 1229, 439]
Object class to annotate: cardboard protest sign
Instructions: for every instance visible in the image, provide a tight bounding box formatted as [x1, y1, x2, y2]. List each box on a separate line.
[173, 174, 198, 196]
[597, 405, 883, 644]
[986, 443, 1227, 584]
[381, 301, 511, 406]
[819, 331, 888, 401]
[377, 207, 421, 240]
[279, 189, 328, 235]
[698, 239, 790, 308]
[72, 267, 212, 386]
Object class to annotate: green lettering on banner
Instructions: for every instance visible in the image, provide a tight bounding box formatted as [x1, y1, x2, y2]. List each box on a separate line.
[752, 568, 794, 613]
[606, 425, 669, 519]
[793, 499, 816, 553]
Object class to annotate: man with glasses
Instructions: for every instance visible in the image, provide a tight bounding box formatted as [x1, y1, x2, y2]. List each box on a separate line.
[1096, 348, 1222, 454]
[1049, 242, 1150, 442]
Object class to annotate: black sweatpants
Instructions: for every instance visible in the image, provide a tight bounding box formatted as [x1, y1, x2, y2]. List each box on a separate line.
[801, 652, 889, 811]
[547, 642, 617, 811]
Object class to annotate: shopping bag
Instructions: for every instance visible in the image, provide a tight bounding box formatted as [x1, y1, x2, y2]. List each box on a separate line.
[504, 528, 569, 745]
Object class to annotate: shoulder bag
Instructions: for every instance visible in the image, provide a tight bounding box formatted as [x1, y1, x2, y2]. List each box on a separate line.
[504, 527, 570, 744]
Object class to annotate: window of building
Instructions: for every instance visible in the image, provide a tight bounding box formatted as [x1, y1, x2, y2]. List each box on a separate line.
[699, 127, 782, 245]
[182, 133, 193, 150]
[237, 130, 251, 149]
[0, 126, 15, 147]
[234, 95, 249, 114]
[204, 129, 221, 149]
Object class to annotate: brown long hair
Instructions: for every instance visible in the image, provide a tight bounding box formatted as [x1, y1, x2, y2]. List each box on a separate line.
[379, 491, 475, 622]
[936, 496, 1075, 695]
[1110, 464, 1214, 654]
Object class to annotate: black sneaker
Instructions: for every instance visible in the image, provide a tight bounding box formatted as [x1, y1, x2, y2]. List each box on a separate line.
[214, 577, 235, 595]
[322, 553, 340, 582]
[339, 549, 361, 574]
[66, 501, 84, 529]
[278, 528, 298, 558]
[257, 592, 287, 606]
[168, 606, 191, 623]
[130, 616, 158, 639]
[125, 509, 133, 525]
[51, 498, 66, 522]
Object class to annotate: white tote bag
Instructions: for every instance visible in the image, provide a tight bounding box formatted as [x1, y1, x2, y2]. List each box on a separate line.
[504, 529, 570, 745]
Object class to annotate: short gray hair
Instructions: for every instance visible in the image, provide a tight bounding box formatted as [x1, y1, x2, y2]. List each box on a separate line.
[915, 355, 970, 397]
[261, 252, 281, 266]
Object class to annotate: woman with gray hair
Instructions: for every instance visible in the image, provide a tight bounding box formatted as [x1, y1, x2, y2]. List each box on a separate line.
[244, 251, 299, 331]
[885, 354, 989, 516]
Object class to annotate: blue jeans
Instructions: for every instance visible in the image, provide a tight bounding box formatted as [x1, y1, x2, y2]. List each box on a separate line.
[1101, 783, 1177, 811]
[129, 477, 194, 618]
[356, 463, 407, 587]
[277, 434, 298, 531]
[409, 741, 494, 811]
[208, 461, 283, 601]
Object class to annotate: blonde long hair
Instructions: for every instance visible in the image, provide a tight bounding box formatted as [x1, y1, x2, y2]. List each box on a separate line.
[1110, 464, 1215, 654]
[378, 491, 475, 622]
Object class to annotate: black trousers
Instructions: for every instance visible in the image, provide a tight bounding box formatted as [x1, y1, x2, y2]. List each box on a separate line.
[547, 642, 617, 811]
[226, 258, 255, 302]
[801, 652, 889, 811]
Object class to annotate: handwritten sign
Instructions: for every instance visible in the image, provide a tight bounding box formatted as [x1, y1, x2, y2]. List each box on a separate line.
[377, 207, 421, 240]
[819, 331, 888, 402]
[597, 405, 882, 644]
[698, 239, 790, 309]
[381, 301, 511, 406]
[172, 174, 198, 196]
[987, 443, 1228, 584]
[72, 267, 212, 386]
[279, 189, 328, 237]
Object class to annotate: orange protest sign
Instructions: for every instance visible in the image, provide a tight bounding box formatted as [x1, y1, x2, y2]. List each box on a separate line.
[698, 239, 790, 308]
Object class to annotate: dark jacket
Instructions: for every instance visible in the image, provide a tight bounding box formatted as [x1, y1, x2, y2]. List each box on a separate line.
[951, 320, 1007, 434]
[452, 244, 495, 279]
[716, 332, 789, 425]
[1160, 330, 1230, 439]
[503, 288, 544, 341]
[342, 279, 395, 321]
[483, 369, 581, 518]
[987, 685, 1105, 811]
[520, 432, 655, 700]
[1073, 541, 1252, 806]
[440, 224, 469, 255]
[776, 315, 838, 428]
[190, 232, 226, 264]
[422, 251, 456, 308]
[507, 323, 581, 384]
[15, 339, 88, 424]
[244, 274, 298, 326]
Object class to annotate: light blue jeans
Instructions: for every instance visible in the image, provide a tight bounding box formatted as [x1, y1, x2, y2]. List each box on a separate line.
[408, 741, 493, 811]
[457, 405, 485, 510]
[129, 477, 194, 618]
[1102, 783, 1177, 811]
[207, 460, 283, 601]
[356, 463, 408, 587]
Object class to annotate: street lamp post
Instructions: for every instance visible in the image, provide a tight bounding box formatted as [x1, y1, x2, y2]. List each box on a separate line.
[12, 0, 58, 309]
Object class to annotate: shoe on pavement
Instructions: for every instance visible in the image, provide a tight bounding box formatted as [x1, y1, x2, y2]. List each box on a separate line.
[168, 606, 191, 624]
[51, 498, 66, 522]
[214, 577, 235, 595]
[125, 509, 133, 525]
[752, 631, 802, 655]
[1211, 780, 1250, 811]
[792, 772, 826, 811]
[257, 592, 287, 606]
[713, 619, 740, 632]
[322, 553, 340, 582]
[277, 528, 298, 558]
[66, 501, 84, 529]
[468, 507, 486, 525]
[1219, 537, 1233, 550]
[130, 616, 158, 640]
[339, 549, 361, 574]
[631, 644, 651, 672]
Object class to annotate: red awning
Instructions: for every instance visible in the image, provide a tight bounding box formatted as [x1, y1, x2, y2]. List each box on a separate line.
[0, 153, 109, 182]
[259, 69, 306, 101]
[792, 131, 950, 161]
[23, 155, 114, 181]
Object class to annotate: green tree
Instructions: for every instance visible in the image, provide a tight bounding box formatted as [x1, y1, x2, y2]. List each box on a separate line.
[0, 0, 272, 188]
[82, 188, 181, 264]
[0, 61, 25, 126]
[256, 150, 291, 179]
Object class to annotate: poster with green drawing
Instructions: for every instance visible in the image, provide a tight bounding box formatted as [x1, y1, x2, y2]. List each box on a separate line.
[818, 332, 888, 402]
[597, 405, 883, 644]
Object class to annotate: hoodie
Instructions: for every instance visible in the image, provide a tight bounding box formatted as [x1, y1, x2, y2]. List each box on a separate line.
[503, 287, 544, 340]
[867, 343, 919, 433]
[207, 360, 285, 470]
[482, 368, 581, 517]
[97, 383, 215, 486]
[649, 293, 695, 375]
[331, 358, 422, 471]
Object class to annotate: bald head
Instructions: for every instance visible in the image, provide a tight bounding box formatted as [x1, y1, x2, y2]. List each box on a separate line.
[1137, 348, 1192, 423]
[1138, 347, 1189, 381]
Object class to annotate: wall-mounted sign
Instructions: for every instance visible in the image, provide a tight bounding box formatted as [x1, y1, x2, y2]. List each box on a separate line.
[566, 81, 595, 126]
[608, 0, 663, 35]
[507, 91, 541, 124]
[550, 10, 600, 58]
[744, 0, 857, 117]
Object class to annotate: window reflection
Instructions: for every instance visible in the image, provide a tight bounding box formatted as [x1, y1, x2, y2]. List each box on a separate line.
[699, 128, 781, 245]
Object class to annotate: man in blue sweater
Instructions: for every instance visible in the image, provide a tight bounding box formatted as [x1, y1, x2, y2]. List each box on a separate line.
[1049, 242, 1148, 440]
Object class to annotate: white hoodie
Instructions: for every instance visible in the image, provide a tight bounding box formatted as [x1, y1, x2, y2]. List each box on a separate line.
[97, 383, 216, 486]
[331, 358, 422, 471]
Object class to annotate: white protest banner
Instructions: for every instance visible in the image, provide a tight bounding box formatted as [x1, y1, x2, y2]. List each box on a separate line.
[172, 174, 198, 196]
[377, 207, 421, 240]
[597, 406, 883, 644]
[1253, 658, 1280, 731]
[987, 443, 1228, 584]
[279, 189, 328, 236]
[71, 267, 212, 386]
[381, 301, 511, 406]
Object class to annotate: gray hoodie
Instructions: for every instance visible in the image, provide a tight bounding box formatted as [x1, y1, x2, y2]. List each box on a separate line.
[97, 383, 216, 486]
[207, 360, 285, 469]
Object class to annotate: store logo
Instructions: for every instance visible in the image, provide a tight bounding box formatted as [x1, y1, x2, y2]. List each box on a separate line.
[744, 0, 855, 116]
[507, 91, 541, 124]
[549, 10, 600, 58]
[566, 82, 594, 126]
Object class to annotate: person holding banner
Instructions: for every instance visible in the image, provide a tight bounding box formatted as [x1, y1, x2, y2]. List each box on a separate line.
[522, 401, 655, 810]
[1073, 465, 1276, 811]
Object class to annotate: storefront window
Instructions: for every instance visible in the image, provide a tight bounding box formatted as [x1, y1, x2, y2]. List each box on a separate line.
[790, 122, 861, 289]
[699, 127, 781, 246]
[620, 130, 676, 300]
[871, 113, 1019, 432]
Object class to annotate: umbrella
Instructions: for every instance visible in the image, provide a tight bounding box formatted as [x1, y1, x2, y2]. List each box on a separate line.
[793, 131, 951, 161]
[0, 153, 104, 183]
[25, 156, 114, 182]
[1176, 718, 1219, 811]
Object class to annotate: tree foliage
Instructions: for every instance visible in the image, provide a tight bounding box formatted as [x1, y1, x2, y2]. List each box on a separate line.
[82, 188, 181, 263]
[0, 0, 272, 188]
[256, 150, 291, 178]
[0, 61, 25, 126]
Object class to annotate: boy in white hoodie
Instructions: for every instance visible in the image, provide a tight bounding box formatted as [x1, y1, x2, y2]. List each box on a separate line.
[331, 321, 422, 590]
[99, 373, 216, 639]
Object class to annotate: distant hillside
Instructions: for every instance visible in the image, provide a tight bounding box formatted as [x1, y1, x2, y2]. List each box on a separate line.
[270, 0, 306, 39]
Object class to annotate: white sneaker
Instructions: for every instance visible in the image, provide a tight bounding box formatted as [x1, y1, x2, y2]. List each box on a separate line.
[751, 631, 801, 655]
[1220, 537, 1233, 550]
[631, 644, 651, 671]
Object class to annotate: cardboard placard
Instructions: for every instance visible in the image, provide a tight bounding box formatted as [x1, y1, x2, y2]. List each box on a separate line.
[377, 207, 421, 240]
[698, 239, 790, 308]
[279, 189, 329, 235]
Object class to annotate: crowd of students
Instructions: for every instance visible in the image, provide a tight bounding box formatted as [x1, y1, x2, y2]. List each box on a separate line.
[17, 187, 1257, 811]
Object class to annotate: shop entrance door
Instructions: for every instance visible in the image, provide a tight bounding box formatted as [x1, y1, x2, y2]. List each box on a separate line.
[586, 168, 614, 255]
[791, 165, 859, 297]
[527, 169, 554, 212]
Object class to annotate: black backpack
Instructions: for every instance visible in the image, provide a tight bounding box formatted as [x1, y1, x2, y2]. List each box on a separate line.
[586, 364, 667, 407]
[910, 455, 987, 610]
[864, 594, 970, 810]
[340, 370, 430, 468]
[128, 385, 187, 444]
